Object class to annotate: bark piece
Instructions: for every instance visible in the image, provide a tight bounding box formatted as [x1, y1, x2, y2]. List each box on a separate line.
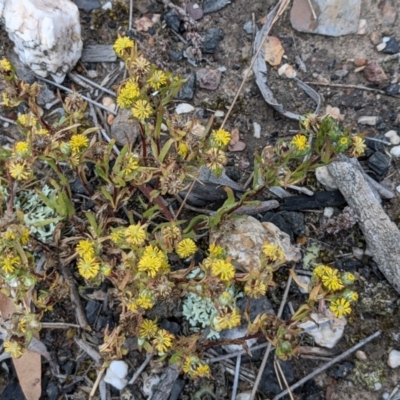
[282, 191, 346, 211]
[81, 45, 117, 63]
[149, 364, 180, 400]
[328, 161, 400, 294]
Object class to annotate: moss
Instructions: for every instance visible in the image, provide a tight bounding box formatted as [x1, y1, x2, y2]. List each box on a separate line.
[349, 360, 386, 391]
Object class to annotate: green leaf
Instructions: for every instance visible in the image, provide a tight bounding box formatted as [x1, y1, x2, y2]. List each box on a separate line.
[85, 211, 100, 236]
[32, 217, 63, 227]
[158, 138, 174, 163]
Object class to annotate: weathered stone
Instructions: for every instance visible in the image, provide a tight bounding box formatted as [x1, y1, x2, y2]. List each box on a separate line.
[196, 68, 222, 90]
[200, 28, 224, 54]
[203, 0, 231, 14]
[0, 0, 82, 83]
[110, 109, 140, 146]
[186, 2, 203, 20]
[290, 0, 361, 37]
[74, 0, 101, 12]
[175, 72, 196, 100]
[364, 61, 388, 85]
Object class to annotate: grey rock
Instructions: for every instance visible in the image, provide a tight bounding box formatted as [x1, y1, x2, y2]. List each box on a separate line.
[259, 360, 294, 394]
[85, 300, 100, 325]
[186, 2, 203, 20]
[175, 72, 196, 100]
[200, 28, 224, 54]
[368, 151, 391, 177]
[37, 84, 57, 106]
[383, 37, 399, 54]
[203, 0, 231, 14]
[327, 361, 354, 379]
[74, 0, 101, 12]
[290, 0, 361, 37]
[110, 109, 140, 146]
[237, 297, 275, 322]
[196, 68, 222, 90]
[364, 61, 389, 85]
[8, 52, 36, 84]
[164, 9, 182, 32]
[168, 50, 183, 62]
[243, 21, 253, 34]
[169, 379, 185, 400]
[385, 83, 400, 96]
[381, 1, 397, 27]
[357, 116, 380, 126]
[46, 381, 60, 400]
[332, 69, 349, 79]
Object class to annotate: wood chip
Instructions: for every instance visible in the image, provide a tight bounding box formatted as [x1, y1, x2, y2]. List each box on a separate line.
[81, 45, 117, 63]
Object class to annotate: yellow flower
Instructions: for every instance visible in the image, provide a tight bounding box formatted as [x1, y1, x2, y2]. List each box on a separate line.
[17, 113, 36, 127]
[321, 267, 344, 291]
[4, 340, 24, 358]
[176, 238, 197, 258]
[13, 141, 29, 157]
[211, 259, 235, 281]
[117, 80, 140, 108]
[193, 364, 211, 378]
[342, 289, 359, 303]
[8, 159, 32, 181]
[152, 329, 174, 354]
[339, 137, 350, 146]
[110, 229, 124, 244]
[147, 70, 167, 90]
[212, 128, 231, 147]
[0, 57, 12, 72]
[130, 55, 150, 75]
[125, 223, 146, 246]
[121, 154, 139, 177]
[76, 239, 95, 257]
[341, 272, 356, 285]
[209, 244, 224, 258]
[178, 142, 188, 157]
[313, 265, 328, 278]
[138, 253, 162, 277]
[244, 279, 267, 299]
[132, 99, 153, 120]
[113, 36, 134, 56]
[139, 319, 158, 339]
[77, 253, 100, 279]
[330, 298, 351, 318]
[204, 147, 227, 171]
[4, 230, 16, 241]
[70, 134, 89, 153]
[35, 128, 50, 136]
[20, 226, 30, 245]
[291, 134, 309, 151]
[351, 136, 366, 157]
[215, 308, 241, 331]
[136, 292, 154, 309]
[262, 243, 284, 263]
[1, 255, 20, 274]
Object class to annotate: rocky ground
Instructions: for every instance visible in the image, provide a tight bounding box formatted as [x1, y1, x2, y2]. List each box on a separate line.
[1, 0, 400, 399]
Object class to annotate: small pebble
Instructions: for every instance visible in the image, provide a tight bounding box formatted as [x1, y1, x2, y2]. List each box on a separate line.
[383, 37, 399, 54]
[374, 382, 382, 391]
[278, 63, 297, 79]
[186, 2, 203, 20]
[384, 130, 400, 144]
[397, 185, 400, 194]
[384, 83, 400, 96]
[214, 110, 224, 117]
[355, 350, 367, 361]
[352, 247, 364, 260]
[323, 207, 335, 218]
[102, 96, 116, 112]
[390, 145, 400, 157]
[388, 349, 400, 368]
[243, 21, 253, 34]
[253, 122, 261, 138]
[102, 1, 112, 10]
[86, 70, 98, 79]
[196, 68, 222, 90]
[357, 19, 367, 35]
[175, 103, 195, 114]
[376, 42, 387, 52]
[357, 116, 380, 126]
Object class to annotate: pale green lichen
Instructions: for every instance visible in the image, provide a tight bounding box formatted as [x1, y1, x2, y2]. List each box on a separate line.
[349, 360, 386, 391]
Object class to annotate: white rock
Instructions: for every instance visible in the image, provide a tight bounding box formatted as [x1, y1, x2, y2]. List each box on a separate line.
[102, 96, 116, 112]
[210, 215, 301, 272]
[357, 19, 367, 35]
[376, 42, 387, 52]
[315, 166, 338, 191]
[0, 0, 82, 83]
[352, 247, 364, 260]
[356, 350, 367, 361]
[102, 1, 112, 10]
[142, 373, 160, 397]
[214, 110, 224, 117]
[253, 122, 261, 138]
[357, 116, 379, 126]
[323, 207, 335, 218]
[278, 63, 297, 79]
[299, 310, 347, 349]
[397, 185, 400, 194]
[297, 275, 310, 294]
[236, 392, 252, 400]
[175, 103, 195, 114]
[385, 130, 400, 145]
[388, 349, 400, 368]
[390, 145, 400, 157]
[104, 360, 129, 390]
[374, 382, 382, 391]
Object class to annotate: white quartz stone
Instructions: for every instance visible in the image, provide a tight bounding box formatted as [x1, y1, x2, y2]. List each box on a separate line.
[0, 0, 82, 83]
[104, 360, 129, 390]
[388, 349, 400, 368]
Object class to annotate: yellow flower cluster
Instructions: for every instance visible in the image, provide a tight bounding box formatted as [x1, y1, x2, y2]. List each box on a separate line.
[330, 298, 351, 318]
[139, 319, 158, 339]
[1, 254, 20, 274]
[4, 339, 24, 358]
[244, 279, 267, 299]
[125, 223, 147, 246]
[212, 128, 231, 147]
[351, 136, 366, 157]
[13, 141, 29, 157]
[211, 259, 235, 281]
[262, 242, 284, 264]
[121, 154, 140, 178]
[117, 80, 140, 108]
[183, 356, 211, 379]
[113, 36, 134, 56]
[8, 159, 32, 181]
[152, 329, 174, 354]
[147, 70, 167, 90]
[132, 99, 153, 120]
[291, 134, 309, 151]
[214, 308, 241, 331]
[138, 245, 169, 277]
[70, 134, 89, 153]
[76, 239, 100, 279]
[176, 238, 197, 258]
[0, 57, 12, 72]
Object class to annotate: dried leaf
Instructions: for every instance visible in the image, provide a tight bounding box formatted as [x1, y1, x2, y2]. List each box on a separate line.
[264, 36, 284, 66]
[0, 293, 41, 400]
[228, 141, 246, 152]
[229, 128, 240, 146]
[325, 105, 344, 121]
